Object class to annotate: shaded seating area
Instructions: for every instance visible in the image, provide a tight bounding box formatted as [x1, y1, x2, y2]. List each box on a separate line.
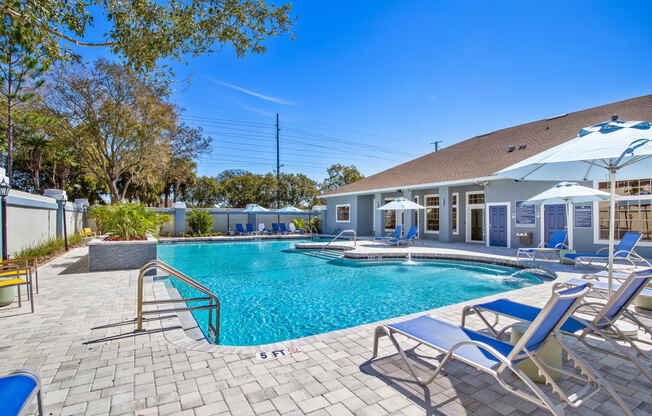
[371, 283, 633, 415]
[375, 225, 402, 242]
[516, 229, 567, 262]
[388, 225, 418, 246]
[564, 231, 651, 268]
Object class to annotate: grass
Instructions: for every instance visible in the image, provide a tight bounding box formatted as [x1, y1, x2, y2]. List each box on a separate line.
[15, 233, 84, 259]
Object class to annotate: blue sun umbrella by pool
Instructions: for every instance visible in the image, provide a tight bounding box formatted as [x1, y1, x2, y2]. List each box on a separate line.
[526, 182, 611, 250]
[498, 118, 652, 293]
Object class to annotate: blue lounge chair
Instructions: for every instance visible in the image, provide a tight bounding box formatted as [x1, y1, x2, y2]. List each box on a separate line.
[372, 283, 632, 416]
[564, 231, 650, 267]
[375, 225, 402, 241]
[462, 269, 652, 384]
[272, 223, 280, 234]
[516, 230, 567, 262]
[0, 369, 43, 416]
[279, 223, 289, 234]
[235, 224, 247, 235]
[246, 223, 256, 234]
[389, 226, 418, 246]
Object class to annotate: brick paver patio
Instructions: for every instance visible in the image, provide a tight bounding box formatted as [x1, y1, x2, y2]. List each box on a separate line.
[0, 244, 650, 416]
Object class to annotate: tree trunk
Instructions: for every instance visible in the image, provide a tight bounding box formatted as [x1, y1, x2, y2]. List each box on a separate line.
[109, 179, 120, 203]
[164, 187, 170, 207]
[30, 149, 42, 192]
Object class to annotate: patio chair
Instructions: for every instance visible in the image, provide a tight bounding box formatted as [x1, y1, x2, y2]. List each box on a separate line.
[0, 262, 35, 313]
[84, 227, 96, 238]
[375, 225, 402, 241]
[461, 268, 652, 383]
[389, 226, 418, 246]
[1, 257, 39, 294]
[279, 223, 289, 234]
[563, 231, 650, 268]
[235, 224, 247, 235]
[272, 223, 280, 234]
[246, 223, 256, 234]
[516, 230, 567, 262]
[0, 369, 43, 416]
[288, 222, 304, 234]
[258, 223, 271, 234]
[371, 283, 633, 416]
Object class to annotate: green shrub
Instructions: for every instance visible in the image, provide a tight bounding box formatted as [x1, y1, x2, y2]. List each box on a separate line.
[186, 209, 214, 235]
[309, 217, 321, 233]
[91, 203, 170, 240]
[15, 233, 83, 259]
[292, 218, 307, 232]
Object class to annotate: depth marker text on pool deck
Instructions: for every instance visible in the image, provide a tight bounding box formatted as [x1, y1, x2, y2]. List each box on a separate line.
[256, 345, 301, 360]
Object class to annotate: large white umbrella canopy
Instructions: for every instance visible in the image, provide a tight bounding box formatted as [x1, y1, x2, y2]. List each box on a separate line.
[377, 197, 425, 211]
[498, 118, 652, 293]
[526, 182, 611, 249]
[243, 204, 269, 213]
[279, 205, 304, 213]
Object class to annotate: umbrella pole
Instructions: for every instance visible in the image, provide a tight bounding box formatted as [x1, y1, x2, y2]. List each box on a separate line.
[227, 212, 230, 235]
[608, 169, 616, 296]
[566, 200, 573, 250]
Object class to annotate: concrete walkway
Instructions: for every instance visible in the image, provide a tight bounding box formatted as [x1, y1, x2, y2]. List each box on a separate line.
[0, 245, 650, 416]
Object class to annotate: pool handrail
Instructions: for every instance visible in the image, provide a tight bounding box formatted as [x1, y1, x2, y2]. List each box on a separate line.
[137, 259, 221, 343]
[323, 229, 357, 250]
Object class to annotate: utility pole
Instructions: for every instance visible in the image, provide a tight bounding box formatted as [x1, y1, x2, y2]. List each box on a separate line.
[430, 140, 443, 152]
[276, 114, 280, 223]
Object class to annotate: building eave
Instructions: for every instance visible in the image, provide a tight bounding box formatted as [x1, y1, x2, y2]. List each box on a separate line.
[319, 176, 500, 199]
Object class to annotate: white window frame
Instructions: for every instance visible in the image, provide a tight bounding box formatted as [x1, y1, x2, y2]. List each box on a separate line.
[452, 192, 459, 235]
[424, 194, 440, 234]
[465, 191, 485, 243]
[592, 180, 652, 246]
[486, 202, 511, 248]
[335, 204, 351, 223]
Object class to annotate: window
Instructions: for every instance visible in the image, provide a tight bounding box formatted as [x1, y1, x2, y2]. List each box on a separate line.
[384, 198, 396, 230]
[598, 178, 652, 242]
[468, 193, 485, 205]
[425, 194, 439, 233]
[336, 204, 350, 223]
[452, 193, 459, 234]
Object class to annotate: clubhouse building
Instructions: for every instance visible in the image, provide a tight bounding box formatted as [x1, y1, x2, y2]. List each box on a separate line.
[321, 95, 652, 256]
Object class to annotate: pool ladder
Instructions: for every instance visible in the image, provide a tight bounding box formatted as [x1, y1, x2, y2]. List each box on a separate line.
[136, 260, 221, 343]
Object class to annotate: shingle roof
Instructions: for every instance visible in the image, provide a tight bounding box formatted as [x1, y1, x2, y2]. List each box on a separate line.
[322, 94, 652, 196]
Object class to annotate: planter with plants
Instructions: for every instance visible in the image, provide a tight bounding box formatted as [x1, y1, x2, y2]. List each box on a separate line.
[88, 203, 170, 271]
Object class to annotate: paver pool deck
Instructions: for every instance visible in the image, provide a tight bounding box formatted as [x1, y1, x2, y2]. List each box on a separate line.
[0, 241, 651, 416]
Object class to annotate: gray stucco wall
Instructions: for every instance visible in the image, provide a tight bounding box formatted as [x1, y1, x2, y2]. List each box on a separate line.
[356, 196, 373, 237]
[326, 195, 357, 235]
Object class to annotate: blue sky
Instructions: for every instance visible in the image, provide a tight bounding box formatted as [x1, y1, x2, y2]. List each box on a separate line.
[80, 1, 652, 181]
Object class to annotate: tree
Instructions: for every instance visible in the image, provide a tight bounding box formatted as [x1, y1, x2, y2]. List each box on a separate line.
[190, 176, 221, 208]
[279, 173, 319, 207]
[0, 14, 45, 184]
[322, 164, 364, 192]
[1, 1, 295, 74]
[49, 60, 176, 203]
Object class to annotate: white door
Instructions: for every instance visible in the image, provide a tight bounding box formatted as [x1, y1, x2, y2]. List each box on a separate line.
[466, 192, 485, 243]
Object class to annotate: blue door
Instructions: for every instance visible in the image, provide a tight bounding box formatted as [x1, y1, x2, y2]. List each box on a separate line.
[544, 204, 566, 244]
[489, 205, 508, 247]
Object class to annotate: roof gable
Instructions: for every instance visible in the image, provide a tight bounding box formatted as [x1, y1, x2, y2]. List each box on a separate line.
[323, 94, 652, 196]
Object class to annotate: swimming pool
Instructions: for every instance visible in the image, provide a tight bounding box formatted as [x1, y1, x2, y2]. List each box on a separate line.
[157, 240, 542, 346]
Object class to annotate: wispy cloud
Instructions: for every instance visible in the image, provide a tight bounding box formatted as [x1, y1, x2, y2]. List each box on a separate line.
[239, 103, 276, 118]
[210, 78, 293, 105]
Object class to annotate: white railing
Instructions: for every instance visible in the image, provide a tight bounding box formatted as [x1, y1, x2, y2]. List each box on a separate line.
[323, 229, 357, 250]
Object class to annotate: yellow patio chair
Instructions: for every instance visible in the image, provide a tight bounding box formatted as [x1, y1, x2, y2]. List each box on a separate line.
[0, 262, 35, 313]
[84, 227, 96, 238]
[0, 257, 39, 294]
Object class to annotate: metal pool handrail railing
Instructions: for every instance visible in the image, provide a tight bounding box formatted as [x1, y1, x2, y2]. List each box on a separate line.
[324, 229, 357, 250]
[136, 259, 221, 343]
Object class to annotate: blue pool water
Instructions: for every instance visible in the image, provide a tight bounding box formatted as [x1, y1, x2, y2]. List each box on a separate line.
[157, 240, 542, 346]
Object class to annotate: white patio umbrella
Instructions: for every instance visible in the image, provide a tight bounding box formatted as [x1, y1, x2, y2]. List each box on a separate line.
[526, 182, 611, 250]
[377, 197, 425, 236]
[278, 205, 304, 230]
[243, 204, 269, 212]
[497, 118, 652, 294]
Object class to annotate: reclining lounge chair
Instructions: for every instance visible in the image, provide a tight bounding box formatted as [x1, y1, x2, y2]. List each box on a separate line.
[563, 231, 650, 268]
[462, 268, 652, 383]
[516, 230, 567, 262]
[371, 283, 632, 415]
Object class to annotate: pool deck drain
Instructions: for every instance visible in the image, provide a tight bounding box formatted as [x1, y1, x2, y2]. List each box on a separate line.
[0, 244, 650, 416]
